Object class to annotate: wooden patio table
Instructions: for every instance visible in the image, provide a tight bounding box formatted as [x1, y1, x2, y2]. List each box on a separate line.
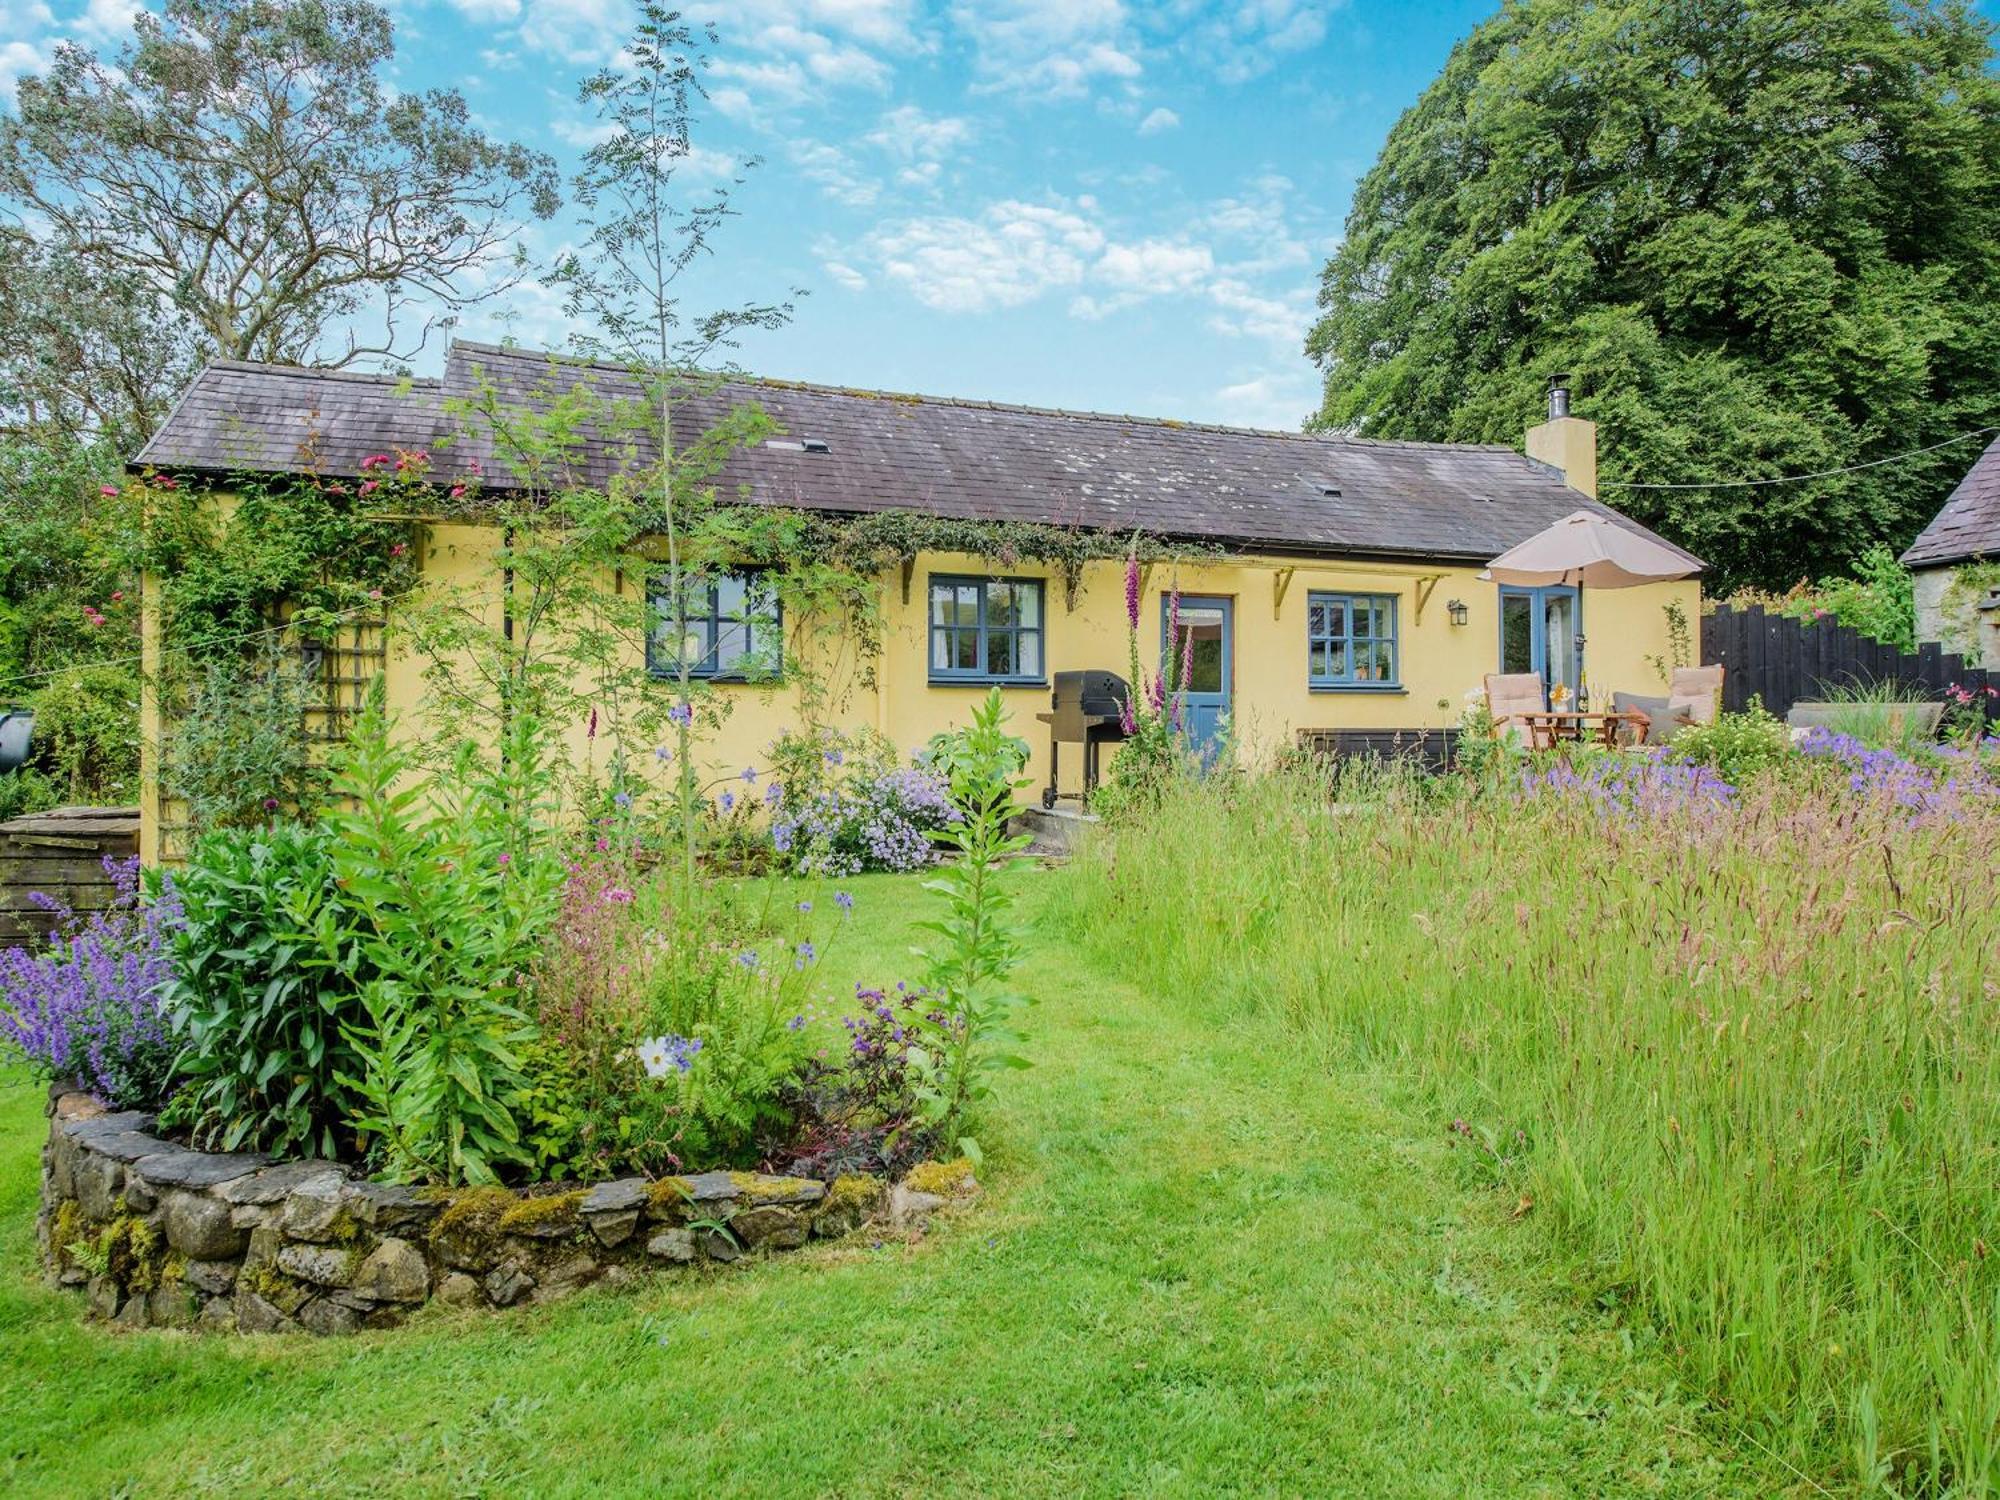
[1518, 710, 1647, 751]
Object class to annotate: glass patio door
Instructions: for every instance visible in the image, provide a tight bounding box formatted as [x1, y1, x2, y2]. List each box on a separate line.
[1498, 585, 1580, 699]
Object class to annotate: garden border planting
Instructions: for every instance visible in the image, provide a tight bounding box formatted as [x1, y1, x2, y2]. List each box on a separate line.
[38, 1085, 965, 1335]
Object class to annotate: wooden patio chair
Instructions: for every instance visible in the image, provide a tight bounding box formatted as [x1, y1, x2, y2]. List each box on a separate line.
[1484, 672, 1547, 744]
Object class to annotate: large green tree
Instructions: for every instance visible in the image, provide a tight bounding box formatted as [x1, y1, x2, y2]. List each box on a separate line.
[1307, 0, 2000, 591]
[0, 0, 561, 445]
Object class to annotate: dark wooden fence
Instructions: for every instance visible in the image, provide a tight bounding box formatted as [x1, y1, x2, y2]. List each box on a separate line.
[0, 806, 139, 949]
[1701, 605, 1995, 723]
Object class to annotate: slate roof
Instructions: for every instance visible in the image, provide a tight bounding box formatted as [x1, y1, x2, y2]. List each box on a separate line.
[135, 339, 1703, 568]
[1902, 435, 2000, 569]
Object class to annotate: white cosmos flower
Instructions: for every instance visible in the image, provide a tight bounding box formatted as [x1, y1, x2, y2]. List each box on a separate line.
[637, 1038, 672, 1079]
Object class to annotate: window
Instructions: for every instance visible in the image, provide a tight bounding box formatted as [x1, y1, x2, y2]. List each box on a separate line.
[648, 569, 781, 680]
[929, 576, 1045, 683]
[1307, 591, 1399, 687]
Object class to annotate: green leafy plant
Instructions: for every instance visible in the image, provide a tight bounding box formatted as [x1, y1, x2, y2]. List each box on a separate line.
[27, 663, 139, 802]
[1670, 699, 1790, 786]
[161, 642, 330, 831]
[160, 823, 365, 1156]
[906, 688, 1034, 1162]
[326, 685, 566, 1185]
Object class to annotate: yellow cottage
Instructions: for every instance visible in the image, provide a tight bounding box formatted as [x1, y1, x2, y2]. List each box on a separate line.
[133, 341, 1701, 861]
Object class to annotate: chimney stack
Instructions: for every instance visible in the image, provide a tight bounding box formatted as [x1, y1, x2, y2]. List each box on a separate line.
[1525, 374, 1596, 497]
[1547, 374, 1571, 421]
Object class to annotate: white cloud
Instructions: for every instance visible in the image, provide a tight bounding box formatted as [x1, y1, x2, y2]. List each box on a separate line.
[1205, 276, 1312, 346]
[1137, 106, 1179, 135]
[1212, 369, 1320, 430]
[0, 38, 51, 101]
[867, 198, 1108, 312]
[865, 104, 972, 162]
[790, 139, 879, 206]
[70, 0, 141, 43]
[952, 0, 1142, 101]
[447, 0, 521, 21]
[1194, 0, 1339, 84]
[851, 186, 1317, 354]
[824, 260, 869, 291]
[515, 0, 626, 66]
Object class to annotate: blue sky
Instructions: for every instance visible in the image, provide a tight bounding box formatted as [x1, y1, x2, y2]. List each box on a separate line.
[3, 2, 1547, 426]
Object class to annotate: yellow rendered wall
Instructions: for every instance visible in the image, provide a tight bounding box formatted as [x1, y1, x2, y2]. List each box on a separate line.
[140, 524, 1701, 854]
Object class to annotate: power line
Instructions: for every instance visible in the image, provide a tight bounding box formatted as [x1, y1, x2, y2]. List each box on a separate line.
[1598, 427, 1998, 491]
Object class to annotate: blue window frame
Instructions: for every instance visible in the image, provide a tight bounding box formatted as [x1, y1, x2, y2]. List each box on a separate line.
[928, 575, 1045, 684]
[647, 569, 781, 680]
[1307, 591, 1400, 688]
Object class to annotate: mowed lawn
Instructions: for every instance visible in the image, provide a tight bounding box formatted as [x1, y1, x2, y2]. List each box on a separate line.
[0, 868, 1777, 1498]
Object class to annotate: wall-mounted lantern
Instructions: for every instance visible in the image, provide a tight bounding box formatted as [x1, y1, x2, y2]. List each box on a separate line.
[1446, 598, 1469, 627]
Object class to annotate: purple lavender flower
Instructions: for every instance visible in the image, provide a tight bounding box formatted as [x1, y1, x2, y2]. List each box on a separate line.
[0, 860, 178, 1106]
[835, 890, 854, 913]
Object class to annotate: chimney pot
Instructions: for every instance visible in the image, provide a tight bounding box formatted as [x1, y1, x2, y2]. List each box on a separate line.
[1547, 375, 1572, 421]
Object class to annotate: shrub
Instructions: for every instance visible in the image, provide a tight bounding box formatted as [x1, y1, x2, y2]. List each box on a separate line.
[29, 663, 140, 802]
[1670, 699, 1789, 785]
[777, 981, 942, 1179]
[161, 642, 328, 832]
[159, 823, 365, 1157]
[0, 766, 59, 823]
[523, 866, 833, 1179]
[327, 689, 567, 1186]
[0, 859, 176, 1107]
[770, 732, 958, 876]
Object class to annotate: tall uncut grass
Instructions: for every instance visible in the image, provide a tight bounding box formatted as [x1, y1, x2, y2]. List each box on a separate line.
[1060, 759, 2000, 1492]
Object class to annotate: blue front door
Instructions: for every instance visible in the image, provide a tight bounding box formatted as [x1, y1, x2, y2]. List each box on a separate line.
[1163, 595, 1232, 764]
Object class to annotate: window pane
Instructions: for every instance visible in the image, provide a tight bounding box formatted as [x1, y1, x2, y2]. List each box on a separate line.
[985, 581, 1016, 628]
[930, 586, 953, 626]
[714, 573, 747, 619]
[1015, 583, 1041, 629]
[712, 621, 750, 671]
[986, 629, 1017, 678]
[1378, 642, 1397, 681]
[957, 585, 979, 628]
[932, 628, 951, 671]
[954, 629, 978, 672]
[1502, 594, 1534, 675]
[742, 574, 779, 623]
[1310, 642, 1329, 679]
[1325, 641, 1348, 680]
[1180, 607, 1225, 693]
[1017, 630, 1041, 678]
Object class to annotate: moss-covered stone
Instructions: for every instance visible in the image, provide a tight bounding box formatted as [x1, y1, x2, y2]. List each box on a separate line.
[645, 1178, 692, 1223]
[496, 1190, 583, 1240]
[427, 1187, 516, 1272]
[726, 1171, 827, 1207]
[903, 1158, 979, 1198]
[238, 1259, 314, 1316]
[812, 1174, 886, 1238]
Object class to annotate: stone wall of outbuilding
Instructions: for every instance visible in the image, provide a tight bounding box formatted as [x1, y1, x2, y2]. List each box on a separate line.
[38, 1087, 951, 1335]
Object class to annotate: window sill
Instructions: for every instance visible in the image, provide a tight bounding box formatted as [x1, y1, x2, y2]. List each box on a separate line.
[1309, 683, 1407, 695]
[927, 676, 1048, 689]
[647, 670, 785, 686]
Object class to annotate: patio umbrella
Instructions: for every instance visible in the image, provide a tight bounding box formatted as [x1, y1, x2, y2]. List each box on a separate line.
[1482, 509, 1700, 700]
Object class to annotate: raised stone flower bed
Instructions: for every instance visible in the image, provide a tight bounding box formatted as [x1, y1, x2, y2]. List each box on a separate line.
[38, 1086, 962, 1335]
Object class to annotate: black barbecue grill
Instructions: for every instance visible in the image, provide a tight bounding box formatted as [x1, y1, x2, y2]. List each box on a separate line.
[1037, 670, 1132, 809]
